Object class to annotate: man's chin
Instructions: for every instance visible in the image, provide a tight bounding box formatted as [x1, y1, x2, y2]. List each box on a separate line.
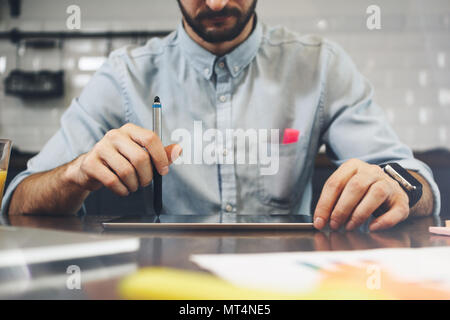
[204, 28, 236, 37]
[190, 15, 252, 43]
[202, 17, 237, 30]
[200, 31, 239, 43]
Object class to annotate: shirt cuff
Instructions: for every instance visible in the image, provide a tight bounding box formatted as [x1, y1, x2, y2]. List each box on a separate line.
[1, 170, 31, 216]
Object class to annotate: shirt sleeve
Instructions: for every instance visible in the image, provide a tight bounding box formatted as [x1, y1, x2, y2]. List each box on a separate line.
[1, 56, 127, 215]
[320, 40, 441, 217]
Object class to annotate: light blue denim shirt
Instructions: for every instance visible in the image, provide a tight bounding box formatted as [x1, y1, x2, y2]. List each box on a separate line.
[1, 20, 441, 219]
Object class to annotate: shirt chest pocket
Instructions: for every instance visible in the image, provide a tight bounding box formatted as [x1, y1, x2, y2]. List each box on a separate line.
[256, 140, 307, 208]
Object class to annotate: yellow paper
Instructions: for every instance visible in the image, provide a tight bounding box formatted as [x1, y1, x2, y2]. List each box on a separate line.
[118, 267, 387, 300]
[119, 267, 298, 300]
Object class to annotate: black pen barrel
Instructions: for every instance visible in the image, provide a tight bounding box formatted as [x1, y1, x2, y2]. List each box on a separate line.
[153, 164, 162, 216]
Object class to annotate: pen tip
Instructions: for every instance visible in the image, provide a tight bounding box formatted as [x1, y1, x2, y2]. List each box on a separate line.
[154, 96, 160, 103]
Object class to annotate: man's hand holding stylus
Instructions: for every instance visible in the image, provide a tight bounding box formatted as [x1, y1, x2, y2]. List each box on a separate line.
[8, 123, 182, 215]
[66, 123, 182, 196]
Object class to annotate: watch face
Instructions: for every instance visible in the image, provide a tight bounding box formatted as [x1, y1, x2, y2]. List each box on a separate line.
[383, 163, 423, 208]
[384, 165, 416, 191]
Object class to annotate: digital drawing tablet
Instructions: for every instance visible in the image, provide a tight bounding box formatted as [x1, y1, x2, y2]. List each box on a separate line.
[102, 215, 314, 231]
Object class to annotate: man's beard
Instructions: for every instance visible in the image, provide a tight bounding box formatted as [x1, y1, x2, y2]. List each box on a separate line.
[177, 0, 257, 43]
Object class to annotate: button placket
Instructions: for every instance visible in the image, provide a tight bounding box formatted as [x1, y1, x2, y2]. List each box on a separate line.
[214, 60, 237, 218]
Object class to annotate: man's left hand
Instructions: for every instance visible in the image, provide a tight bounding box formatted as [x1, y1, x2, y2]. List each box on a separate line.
[313, 158, 410, 231]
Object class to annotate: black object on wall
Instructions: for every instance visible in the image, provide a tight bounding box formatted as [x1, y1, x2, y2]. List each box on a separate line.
[4, 38, 64, 98]
[4, 70, 64, 98]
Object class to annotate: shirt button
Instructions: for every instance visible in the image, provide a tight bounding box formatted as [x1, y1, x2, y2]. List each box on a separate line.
[233, 66, 239, 72]
[225, 204, 233, 212]
[219, 95, 226, 102]
[218, 62, 225, 68]
[223, 149, 228, 156]
[204, 68, 209, 76]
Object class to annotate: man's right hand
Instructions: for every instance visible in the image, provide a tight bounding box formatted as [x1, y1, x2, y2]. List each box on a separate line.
[66, 123, 182, 196]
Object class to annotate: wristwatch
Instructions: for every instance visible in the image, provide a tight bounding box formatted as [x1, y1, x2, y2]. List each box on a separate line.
[381, 163, 423, 208]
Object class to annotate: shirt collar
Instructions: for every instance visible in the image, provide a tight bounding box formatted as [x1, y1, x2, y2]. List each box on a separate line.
[176, 17, 262, 80]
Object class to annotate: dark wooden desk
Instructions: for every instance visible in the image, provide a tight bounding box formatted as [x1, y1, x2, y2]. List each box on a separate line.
[2, 214, 449, 299]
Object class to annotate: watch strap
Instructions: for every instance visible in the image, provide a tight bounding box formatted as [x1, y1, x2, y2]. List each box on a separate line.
[381, 163, 423, 208]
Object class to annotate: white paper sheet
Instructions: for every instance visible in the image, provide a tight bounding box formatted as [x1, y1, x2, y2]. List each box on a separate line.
[191, 246, 450, 293]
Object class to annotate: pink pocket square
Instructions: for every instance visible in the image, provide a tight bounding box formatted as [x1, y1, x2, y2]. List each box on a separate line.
[282, 128, 300, 144]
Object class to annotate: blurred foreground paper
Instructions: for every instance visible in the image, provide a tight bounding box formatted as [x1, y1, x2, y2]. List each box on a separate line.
[191, 247, 450, 299]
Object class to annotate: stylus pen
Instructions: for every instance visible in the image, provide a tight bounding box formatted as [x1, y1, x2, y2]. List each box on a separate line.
[152, 96, 162, 217]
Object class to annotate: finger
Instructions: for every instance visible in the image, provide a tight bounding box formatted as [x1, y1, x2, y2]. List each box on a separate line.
[98, 142, 140, 193]
[110, 132, 153, 187]
[369, 198, 409, 231]
[329, 173, 378, 230]
[313, 160, 359, 229]
[345, 180, 391, 231]
[82, 157, 129, 196]
[165, 144, 183, 164]
[121, 123, 169, 176]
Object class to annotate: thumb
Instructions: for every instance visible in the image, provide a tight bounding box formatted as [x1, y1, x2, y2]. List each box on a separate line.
[165, 144, 182, 164]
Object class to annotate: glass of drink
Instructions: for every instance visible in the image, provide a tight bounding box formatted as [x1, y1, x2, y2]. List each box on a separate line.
[0, 139, 12, 209]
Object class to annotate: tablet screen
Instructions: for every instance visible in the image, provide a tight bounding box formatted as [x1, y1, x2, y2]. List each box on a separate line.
[102, 214, 314, 230]
[106, 214, 312, 224]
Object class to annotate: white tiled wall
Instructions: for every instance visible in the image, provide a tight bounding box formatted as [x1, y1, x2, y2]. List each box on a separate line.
[0, 0, 449, 152]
